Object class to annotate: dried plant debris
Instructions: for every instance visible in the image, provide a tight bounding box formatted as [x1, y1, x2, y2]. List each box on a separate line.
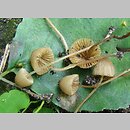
[59, 93, 79, 111]
[82, 75, 100, 86]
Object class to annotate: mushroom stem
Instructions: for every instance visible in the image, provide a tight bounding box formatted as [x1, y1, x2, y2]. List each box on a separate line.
[74, 76, 103, 113]
[51, 53, 116, 72]
[81, 85, 97, 88]
[91, 31, 130, 48]
[49, 31, 130, 66]
[45, 18, 69, 52]
[29, 53, 116, 75]
[48, 37, 116, 67]
[101, 68, 130, 86]
[29, 32, 130, 76]
[80, 54, 116, 64]
[75, 67, 130, 113]
[52, 64, 77, 71]
[28, 45, 93, 75]
[29, 71, 36, 75]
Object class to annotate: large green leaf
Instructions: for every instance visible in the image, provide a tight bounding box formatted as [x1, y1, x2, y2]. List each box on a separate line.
[8, 18, 130, 112]
[0, 89, 30, 113]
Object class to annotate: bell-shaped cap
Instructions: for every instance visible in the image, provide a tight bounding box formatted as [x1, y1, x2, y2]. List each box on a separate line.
[15, 68, 34, 88]
[59, 74, 79, 96]
[93, 59, 115, 77]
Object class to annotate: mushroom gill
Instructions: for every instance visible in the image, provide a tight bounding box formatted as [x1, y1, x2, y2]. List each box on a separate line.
[69, 38, 101, 68]
[30, 47, 54, 75]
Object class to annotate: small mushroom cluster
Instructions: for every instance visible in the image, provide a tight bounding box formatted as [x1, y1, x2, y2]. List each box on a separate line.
[15, 47, 54, 88]
[14, 19, 119, 98]
[58, 38, 115, 96]
[14, 37, 116, 97]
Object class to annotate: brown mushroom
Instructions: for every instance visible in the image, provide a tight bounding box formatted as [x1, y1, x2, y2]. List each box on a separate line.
[59, 74, 79, 96]
[69, 38, 101, 68]
[93, 58, 115, 80]
[75, 58, 115, 113]
[30, 47, 54, 75]
[15, 68, 34, 88]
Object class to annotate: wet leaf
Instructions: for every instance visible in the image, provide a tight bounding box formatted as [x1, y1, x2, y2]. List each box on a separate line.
[0, 89, 30, 113]
[8, 18, 130, 112]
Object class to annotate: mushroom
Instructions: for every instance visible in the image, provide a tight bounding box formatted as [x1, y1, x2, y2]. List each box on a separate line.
[81, 58, 115, 88]
[15, 68, 34, 88]
[69, 38, 101, 68]
[30, 47, 54, 75]
[51, 38, 101, 72]
[75, 58, 115, 113]
[93, 58, 115, 81]
[59, 74, 79, 96]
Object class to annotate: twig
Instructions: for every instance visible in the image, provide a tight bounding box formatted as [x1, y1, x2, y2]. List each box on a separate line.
[0, 44, 10, 73]
[0, 77, 54, 103]
[104, 26, 116, 39]
[45, 18, 69, 52]
[75, 68, 130, 112]
[113, 32, 130, 39]
[74, 76, 103, 113]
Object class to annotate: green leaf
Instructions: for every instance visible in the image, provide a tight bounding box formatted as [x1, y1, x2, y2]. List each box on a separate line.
[8, 18, 130, 112]
[0, 89, 30, 113]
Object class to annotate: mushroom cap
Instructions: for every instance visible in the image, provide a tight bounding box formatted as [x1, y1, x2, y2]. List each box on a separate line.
[69, 38, 101, 68]
[30, 48, 54, 75]
[93, 58, 115, 77]
[15, 68, 34, 88]
[59, 74, 79, 96]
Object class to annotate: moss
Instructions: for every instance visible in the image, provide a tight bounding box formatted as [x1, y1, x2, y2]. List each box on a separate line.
[0, 18, 22, 55]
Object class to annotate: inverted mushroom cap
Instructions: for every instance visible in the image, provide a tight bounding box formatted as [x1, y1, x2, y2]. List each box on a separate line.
[93, 58, 115, 77]
[59, 74, 79, 96]
[30, 48, 54, 75]
[15, 68, 34, 88]
[69, 38, 101, 68]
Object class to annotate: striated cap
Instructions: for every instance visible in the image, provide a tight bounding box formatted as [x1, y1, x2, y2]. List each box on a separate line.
[69, 38, 101, 68]
[30, 48, 54, 75]
[59, 74, 79, 96]
[93, 58, 115, 77]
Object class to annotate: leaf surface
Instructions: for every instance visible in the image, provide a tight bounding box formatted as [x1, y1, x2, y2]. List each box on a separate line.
[8, 18, 130, 112]
[0, 89, 30, 113]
